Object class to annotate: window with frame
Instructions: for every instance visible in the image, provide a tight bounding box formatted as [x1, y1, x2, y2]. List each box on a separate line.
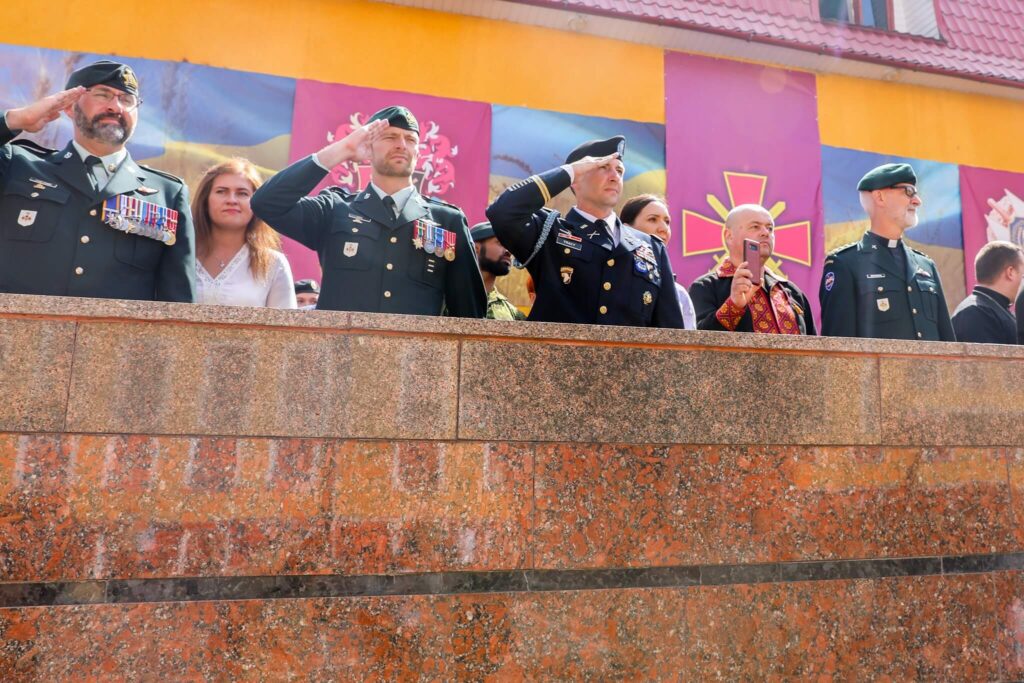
[819, 0, 941, 38]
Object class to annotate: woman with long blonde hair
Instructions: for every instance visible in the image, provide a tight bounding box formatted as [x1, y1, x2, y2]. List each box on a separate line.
[192, 158, 296, 308]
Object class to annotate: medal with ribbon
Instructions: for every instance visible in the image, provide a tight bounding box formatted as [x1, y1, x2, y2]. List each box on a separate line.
[101, 195, 178, 245]
[412, 219, 456, 262]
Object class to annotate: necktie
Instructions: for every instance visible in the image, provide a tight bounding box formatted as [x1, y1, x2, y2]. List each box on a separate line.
[595, 218, 617, 247]
[84, 155, 105, 191]
[382, 195, 398, 219]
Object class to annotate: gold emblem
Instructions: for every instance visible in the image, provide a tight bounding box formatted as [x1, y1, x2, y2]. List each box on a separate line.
[642, 291, 653, 306]
[560, 266, 573, 285]
[122, 67, 139, 92]
[413, 237, 424, 249]
[444, 247, 456, 262]
[876, 297, 890, 312]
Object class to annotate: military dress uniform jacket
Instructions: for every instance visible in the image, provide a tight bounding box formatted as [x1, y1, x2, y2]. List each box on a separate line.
[251, 157, 485, 317]
[486, 167, 684, 328]
[0, 116, 196, 302]
[951, 286, 1017, 345]
[690, 268, 816, 334]
[819, 231, 955, 341]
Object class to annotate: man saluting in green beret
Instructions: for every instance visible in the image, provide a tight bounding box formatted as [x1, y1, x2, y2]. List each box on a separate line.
[252, 105, 485, 317]
[0, 60, 196, 302]
[819, 163, 955, 341]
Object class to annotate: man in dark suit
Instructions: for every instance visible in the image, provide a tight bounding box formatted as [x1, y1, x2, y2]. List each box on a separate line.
[251, 106, 485, 317]
[952, 240, 1022, 344]
[0, 60, 196, 301]
[485, 136, 684, 328]
[690, 204, 815, 335]
[820, 163, 955, 342]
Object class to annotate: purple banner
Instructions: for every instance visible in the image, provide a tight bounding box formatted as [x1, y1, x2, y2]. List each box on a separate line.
[960, 165, 1024, 294]
[665, 52, 824, 325]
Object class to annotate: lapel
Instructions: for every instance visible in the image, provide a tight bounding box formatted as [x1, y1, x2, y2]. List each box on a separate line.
[98, 154, 145, 202]
[351, 187, 399, 227]
[566, 208, 614, 252]
[396, 191, 429, 226]
[52, 142, 96, 198]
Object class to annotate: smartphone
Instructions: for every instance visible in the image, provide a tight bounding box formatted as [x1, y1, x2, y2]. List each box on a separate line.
[744, 239, 762, 285]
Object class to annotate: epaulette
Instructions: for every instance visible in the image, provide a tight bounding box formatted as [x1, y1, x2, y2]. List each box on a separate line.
[11, 139, 56, 158]
[137, 163, 185, 185]
[909, 247, 933, 260]
[322, 186, 355, 199]
[425, 195, 461, 211]
[826, 241, 857, 257]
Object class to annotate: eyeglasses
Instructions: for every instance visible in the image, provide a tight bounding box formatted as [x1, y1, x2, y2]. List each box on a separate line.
[889, 185, 920, 198]
[86, 88, 141, 111]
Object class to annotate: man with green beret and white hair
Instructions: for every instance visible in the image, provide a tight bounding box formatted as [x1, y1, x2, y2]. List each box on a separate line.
[0, 60, 196, 301]
[252, 105, 485, 317]
[819, 162, 955, 341]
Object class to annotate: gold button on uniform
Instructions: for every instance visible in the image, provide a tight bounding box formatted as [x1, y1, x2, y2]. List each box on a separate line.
[877, 286, 883, 292]
[912, 308, 918, 314]
[352, 227, 359, 233]
[386, 263, 393, 270]
[89, 209, 97, 216]
[390, 237, 398, 244]
[599, 306, 608, 314]
[74, 267, 84, 275]
[917, 332, 923, 338]
[603, 282, 611, 291]
[384, 291, 392, 298]
[80, 235, 90, 244]
[606, 259, 615, 267]
[907, 286, 912, 292]
[564, 248, 571, 255]
[30, 192, 39, 198]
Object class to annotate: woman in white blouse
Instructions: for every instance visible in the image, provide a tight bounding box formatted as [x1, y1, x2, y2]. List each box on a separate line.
[191, 158, 297, 308]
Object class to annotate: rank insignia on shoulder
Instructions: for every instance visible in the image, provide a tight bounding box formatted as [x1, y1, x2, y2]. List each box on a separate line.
[101, 195, 178, 245]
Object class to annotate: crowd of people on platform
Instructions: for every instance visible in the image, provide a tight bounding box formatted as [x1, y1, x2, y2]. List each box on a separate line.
[2, 60, 1023, 345]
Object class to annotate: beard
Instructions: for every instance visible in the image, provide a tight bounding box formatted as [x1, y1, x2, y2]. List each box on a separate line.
[478, 253, 511, 277]
[74, 104, 132, 145]
[372, 154, 414, 179]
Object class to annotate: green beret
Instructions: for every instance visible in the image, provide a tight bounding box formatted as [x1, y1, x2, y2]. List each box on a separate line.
[66, 60, 139, 96]
[470, 222, 495, 242]
[368, 105, 419, 134]
[565, 136, 626, 165]
[857, 163, 917, 191]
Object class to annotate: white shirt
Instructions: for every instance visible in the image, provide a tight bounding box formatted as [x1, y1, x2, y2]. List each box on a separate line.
[676, 282, 697, 330]
[197, 245, 297, 309]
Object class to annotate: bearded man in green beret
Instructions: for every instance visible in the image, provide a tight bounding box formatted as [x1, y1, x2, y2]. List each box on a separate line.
[0, 60, 196, 301]
[252, 105, 485, 317]
[819, 163, 955, 341]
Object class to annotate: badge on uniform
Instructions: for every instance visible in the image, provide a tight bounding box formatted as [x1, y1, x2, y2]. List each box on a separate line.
[642, 291, 653, 306]
[824, 272, 835, 292]
[555, 230, 582, 251]
[413, 219, 456, 261]
[101, 195, 178, 245]
[877, 297, 890, 312]
[17, 210, 37, 227]
[560, 266, 573, 285]
[344, 242, 358, 257]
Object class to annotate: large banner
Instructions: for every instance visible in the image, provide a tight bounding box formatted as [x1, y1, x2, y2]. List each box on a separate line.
[0, 44, 295, 192]
[489, 105, 666, 309]
[288, 81, 491, 281]
[822, 146, 965, 310]
[665, 52, 824, 323]
[959, 165, 1024, 294]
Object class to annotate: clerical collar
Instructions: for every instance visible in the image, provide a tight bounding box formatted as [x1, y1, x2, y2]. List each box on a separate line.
[71, 140, 127, 172]
[866, 231, 903, 250]
[975, 285, 1011, 310]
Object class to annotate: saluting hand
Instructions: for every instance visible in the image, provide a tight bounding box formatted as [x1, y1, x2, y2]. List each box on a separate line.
[729, 261, 755, 308]
[317, 118, 389, 168]
[570, 152, 621, 178]
[4, 87, 85, 133]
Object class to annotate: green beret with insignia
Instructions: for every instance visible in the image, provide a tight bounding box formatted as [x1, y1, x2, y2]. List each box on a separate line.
[368, 105, 419, 134]
[66, 60, 140, 96]
[470, 221, 495, 242]
[857, 163, 917, 191]
[565, 136, 626, 165]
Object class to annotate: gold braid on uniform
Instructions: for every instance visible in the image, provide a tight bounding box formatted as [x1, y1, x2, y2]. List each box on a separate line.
[530, 175, 552, 204]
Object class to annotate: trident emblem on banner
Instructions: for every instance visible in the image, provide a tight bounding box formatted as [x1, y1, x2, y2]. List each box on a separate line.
[682, 171, 812, 276]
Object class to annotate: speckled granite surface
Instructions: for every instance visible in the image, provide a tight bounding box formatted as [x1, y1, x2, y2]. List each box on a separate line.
[1, 293, 1022, 678]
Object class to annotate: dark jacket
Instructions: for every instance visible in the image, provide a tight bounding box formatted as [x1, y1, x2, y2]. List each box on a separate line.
[0, 115, 195, 302]
[486, 167, 684, 328]
[252, 156, 485, 317]
[952, 286, 1017, 345]
[690, 265, 816, 334]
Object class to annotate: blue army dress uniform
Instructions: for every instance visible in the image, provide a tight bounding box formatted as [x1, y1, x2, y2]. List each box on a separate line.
[485, 136, 684, 328]
[819, 164, 954, 341]
[251, 107, 485, 317]
[0, 62, 195, 302]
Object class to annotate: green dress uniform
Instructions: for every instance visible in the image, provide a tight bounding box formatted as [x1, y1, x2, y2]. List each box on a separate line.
[0, 61, 195, 302]
[819, 231, 955, 341]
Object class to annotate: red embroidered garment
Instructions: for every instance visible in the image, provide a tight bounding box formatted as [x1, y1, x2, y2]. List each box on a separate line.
[714, 259, 801, 334]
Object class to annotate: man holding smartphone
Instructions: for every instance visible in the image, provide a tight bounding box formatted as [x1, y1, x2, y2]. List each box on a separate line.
[690, 204, 816, 334]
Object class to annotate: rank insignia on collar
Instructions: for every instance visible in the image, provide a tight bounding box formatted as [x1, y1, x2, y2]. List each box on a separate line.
[587, 231, 599, 239]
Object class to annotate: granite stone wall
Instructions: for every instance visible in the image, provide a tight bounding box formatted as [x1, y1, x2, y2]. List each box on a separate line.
[1, 294, 1022, 679]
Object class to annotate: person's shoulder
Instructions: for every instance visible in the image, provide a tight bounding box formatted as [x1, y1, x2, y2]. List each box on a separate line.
[423, 194, 465, 218]
[909, 246, 938, 267]
[137, 163, 187, 189]
[10, 139, 57, 159]
[690, 269, 723, 287]
[951, 295, 981, 318]
[825, 241, 858, 262]
[321, 185, 356, 200]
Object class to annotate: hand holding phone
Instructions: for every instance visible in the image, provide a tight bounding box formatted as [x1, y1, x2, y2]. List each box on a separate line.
[744, 239, 762, 286]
